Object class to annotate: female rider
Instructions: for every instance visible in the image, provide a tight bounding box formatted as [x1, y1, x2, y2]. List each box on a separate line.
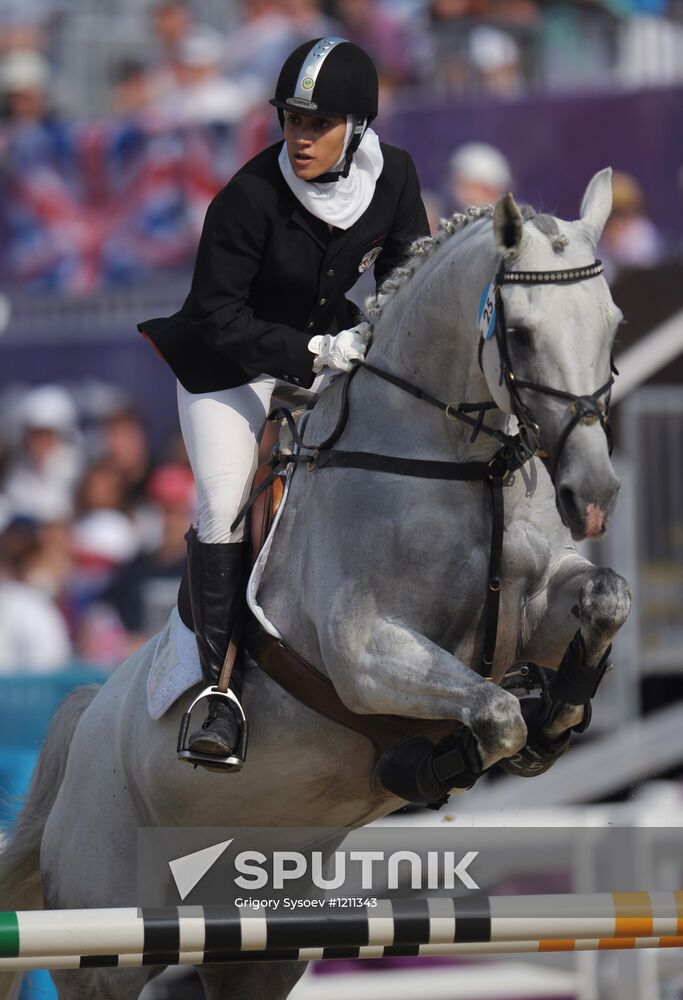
[140, 37, 430, 767]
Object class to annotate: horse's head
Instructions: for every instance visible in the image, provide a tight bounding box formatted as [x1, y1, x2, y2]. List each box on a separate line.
[480, 168, 623, 540]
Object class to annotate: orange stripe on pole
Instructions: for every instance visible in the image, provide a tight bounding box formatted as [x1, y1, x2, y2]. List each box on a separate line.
[658, 936, 683, 948]
[613, 892, 653, 938]
[599, 937, 636, 950]
[538, 940, 575, 952]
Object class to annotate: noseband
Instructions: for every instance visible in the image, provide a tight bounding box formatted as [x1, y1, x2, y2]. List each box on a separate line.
[482, 258, 616, 481]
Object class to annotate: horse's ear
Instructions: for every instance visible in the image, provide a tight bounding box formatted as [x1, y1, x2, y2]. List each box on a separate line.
[493, 193, 524, 252]
[579, 168, 613, 246]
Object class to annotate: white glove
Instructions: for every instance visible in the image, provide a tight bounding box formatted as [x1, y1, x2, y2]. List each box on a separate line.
[308, 322, 371, 374]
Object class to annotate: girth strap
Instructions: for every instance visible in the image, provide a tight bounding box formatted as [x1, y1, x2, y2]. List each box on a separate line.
[248, 625, 462, 755]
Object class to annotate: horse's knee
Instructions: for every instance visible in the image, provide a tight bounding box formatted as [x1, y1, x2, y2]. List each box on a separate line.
[469, 686, 527, 766]
[579, 568, 631, 638]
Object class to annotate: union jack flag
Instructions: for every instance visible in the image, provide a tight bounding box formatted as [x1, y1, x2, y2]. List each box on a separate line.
[0, 118, 241, 294]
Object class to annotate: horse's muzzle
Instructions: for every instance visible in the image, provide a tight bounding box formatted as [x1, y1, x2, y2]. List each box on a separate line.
[556, 482, 619, 540]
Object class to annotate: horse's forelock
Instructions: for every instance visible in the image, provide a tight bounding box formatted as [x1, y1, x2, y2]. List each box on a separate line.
[526, 209, 570, 251]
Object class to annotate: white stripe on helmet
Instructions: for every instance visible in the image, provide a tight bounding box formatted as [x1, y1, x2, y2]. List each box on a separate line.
[292, 37, 348, 105]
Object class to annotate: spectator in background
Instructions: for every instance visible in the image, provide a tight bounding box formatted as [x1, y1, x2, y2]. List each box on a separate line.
[222, 0, 298, 97]
[426, 0, 529, 95]
[111, 59, 152, 118]
[0, 48, 52, 123]
[148, 0, 224, 105]
[468, 24, 522, 96]
[447, 141, 512, 211]
[14, 518, 73, 602]
[280, 0, 342, 49]
[68, 509, 139, 667]
[153, 33, 259, 126]
[3, 385, 82, 524]
[600, 170, 665, 279]
[0, 521, 72, 674]
[93, 404, 151, 510]
[107, 464, 196, 649]
[74, 459, 130, 518]
[426, 0, 480, 93]
[333, 0, 426, 93]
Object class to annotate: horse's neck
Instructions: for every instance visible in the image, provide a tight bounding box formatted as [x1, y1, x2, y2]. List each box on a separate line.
[355, 240, 508, 460]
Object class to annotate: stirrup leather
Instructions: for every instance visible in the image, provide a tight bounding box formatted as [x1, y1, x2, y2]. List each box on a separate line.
[177, 685, 248, 772]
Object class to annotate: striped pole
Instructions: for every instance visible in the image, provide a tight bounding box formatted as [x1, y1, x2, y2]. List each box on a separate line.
[1, 935, 683, 973]
[0, 893, 682, 972]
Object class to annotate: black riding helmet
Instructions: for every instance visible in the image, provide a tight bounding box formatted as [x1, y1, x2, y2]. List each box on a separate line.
[270, 37, 379, 182]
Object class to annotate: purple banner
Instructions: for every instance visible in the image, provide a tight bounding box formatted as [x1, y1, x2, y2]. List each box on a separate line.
[384, 86, 683, 240]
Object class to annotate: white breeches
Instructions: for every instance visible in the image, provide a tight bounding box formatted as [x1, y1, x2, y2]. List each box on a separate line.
[177, 376, 276, 543]
[177, 372, 333, 543]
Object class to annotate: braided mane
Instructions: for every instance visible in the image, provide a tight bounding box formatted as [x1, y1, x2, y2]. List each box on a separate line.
[365, 206, 494, 321]
[365, 204, 568, 322]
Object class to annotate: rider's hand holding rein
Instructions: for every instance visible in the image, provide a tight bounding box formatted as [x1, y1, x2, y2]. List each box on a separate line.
[138, 36, 430, 767]
[309, 321, 371, 373]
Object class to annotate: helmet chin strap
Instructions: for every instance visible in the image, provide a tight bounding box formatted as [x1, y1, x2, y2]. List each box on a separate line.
[312, 116, 367, 184]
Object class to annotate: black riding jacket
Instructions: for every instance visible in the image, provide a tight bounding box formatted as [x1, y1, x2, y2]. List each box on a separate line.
[139, 140, 429, 392]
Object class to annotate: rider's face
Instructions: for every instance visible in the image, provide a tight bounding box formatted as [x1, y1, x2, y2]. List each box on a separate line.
[283, 112, 347, 181]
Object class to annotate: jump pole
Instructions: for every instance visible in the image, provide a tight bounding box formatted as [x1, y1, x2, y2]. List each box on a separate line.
[1, 892, 683, 970]
[1, 935, 683, 973]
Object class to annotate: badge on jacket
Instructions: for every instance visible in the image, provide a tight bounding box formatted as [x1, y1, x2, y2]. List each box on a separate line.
[358, 246, 383, 273]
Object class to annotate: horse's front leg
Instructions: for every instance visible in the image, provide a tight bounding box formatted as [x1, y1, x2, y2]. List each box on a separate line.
[321, 620, 527, 805]
[507, 553, 631, 771]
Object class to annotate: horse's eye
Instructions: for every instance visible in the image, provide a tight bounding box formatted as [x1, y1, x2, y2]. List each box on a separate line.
[508, 326, 532, 344]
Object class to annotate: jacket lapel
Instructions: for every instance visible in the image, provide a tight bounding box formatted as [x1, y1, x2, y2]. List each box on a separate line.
[323, 223, 363, 266]
[290, 204, 329, 251]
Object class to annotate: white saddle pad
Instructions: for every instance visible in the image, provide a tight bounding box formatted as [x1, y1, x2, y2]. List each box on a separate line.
[245, 458, 297, 642]
[146, 451, 296, 720]
[147, 608, 202, 720]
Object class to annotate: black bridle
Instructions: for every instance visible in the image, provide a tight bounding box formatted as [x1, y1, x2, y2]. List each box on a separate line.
[483, 258, 616, 482]
[235, 255, 616, 675]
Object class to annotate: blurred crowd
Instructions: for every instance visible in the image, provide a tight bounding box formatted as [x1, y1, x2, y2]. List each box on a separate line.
[0, 382, 196, 672]
[0, 0, 682, 126]
[0, 0, 679, 294]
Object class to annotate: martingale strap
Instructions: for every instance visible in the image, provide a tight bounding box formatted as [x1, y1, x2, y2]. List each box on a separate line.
[310, 443, 525, 673]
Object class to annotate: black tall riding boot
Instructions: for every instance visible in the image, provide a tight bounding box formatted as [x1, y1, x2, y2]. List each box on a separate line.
[185, 526, 246, 758]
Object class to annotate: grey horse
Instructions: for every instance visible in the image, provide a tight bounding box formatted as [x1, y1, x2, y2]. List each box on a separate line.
[0, 169, 631, 1000]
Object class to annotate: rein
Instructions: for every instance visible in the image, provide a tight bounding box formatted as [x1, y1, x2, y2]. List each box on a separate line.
[235, 254, 615, 676]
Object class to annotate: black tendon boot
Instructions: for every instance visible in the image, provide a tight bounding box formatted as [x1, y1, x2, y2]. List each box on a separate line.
[375, 729, 486, 809]
[184, 527, 247, 761]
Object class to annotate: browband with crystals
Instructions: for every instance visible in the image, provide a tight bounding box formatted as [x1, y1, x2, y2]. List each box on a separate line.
[499, 260, 603, 284]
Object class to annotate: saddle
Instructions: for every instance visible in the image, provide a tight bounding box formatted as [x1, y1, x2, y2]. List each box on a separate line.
[244, 410, 462, 760]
